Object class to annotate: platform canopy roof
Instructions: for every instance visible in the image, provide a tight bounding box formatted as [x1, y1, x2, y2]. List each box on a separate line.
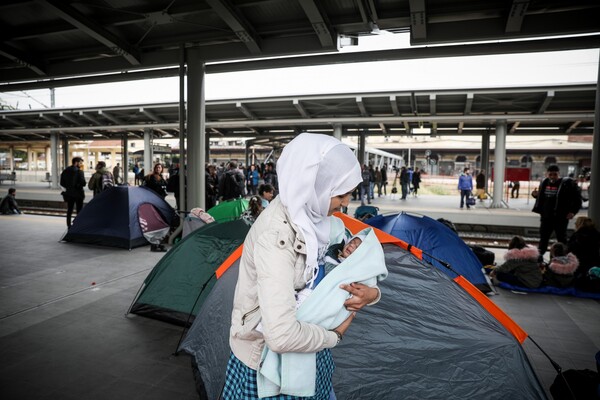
[0, 83, 596, 143]
[1, 1, 599, 86]
[1, 1, 599, 144]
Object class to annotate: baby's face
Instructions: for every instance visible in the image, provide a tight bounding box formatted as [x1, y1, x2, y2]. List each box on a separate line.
[342, 237, 362, 258]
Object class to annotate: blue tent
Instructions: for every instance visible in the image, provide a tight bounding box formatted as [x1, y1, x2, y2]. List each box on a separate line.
[62, 186, 176, 249]
[366, 212, 491, 292]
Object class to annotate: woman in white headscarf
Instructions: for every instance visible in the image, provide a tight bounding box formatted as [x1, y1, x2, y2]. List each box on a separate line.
[224, 133, 381, 399]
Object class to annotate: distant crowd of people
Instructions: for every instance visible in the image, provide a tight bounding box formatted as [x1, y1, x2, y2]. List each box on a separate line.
[352, 164, 422, 205]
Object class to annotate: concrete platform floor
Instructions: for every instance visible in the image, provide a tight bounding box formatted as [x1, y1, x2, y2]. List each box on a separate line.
[0, 187, 598, 399]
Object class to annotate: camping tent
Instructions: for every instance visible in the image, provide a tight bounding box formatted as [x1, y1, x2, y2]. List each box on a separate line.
[179, 214, 547, 400]
[62, 186, 176, 249]
[366, 212, 491, 292]
[128, 219, 250, 326]
[207, 198, 248, 223]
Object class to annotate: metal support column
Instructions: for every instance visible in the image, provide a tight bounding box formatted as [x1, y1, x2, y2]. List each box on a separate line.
[62, 138, 69, 168]
[481, 130, 490, 193]
[187, 47, 206, 209]
[358, 130, 366, 166]
[333, 124, 342, 141]
[144, 128, 153, 173]
[245, 141, 250, 169]
[122, 133, 128, 184]
[178, 45, 187, 213]
[50, 133, 59, 189]
[491, 120, 507, 208]
[8, 145, 14, 170]
[589, 51, 600, 224]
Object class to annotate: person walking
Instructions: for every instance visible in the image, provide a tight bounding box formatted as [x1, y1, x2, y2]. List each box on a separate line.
[412, 167, 421, 197]
[368, 165, 375, 200]
[219, 161, 245, 201]
[112, 163, 122, 185]
[88, 161, 114, 197]
[143, 163, 168, 199]
[223, 133, 381, 399]
[60, 157, 86, 228]
[375, 166, 382, 197]
[133, 163, 140, 185]
[246, 164, 259, 196]
[360, 164, 371, 205]
[263, 161, 279, 193]
[475, 169, 486, 202]
[399, 166, 409, 200]
[381, 164, 388, 196]
[511, 181, 520, 198]
[457, 167, 473, 209]
[532, 164, 582, 260]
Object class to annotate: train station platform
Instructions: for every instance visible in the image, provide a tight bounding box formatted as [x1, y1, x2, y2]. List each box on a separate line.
[0, 183, 598, 399]
[3, 181, 588, 235]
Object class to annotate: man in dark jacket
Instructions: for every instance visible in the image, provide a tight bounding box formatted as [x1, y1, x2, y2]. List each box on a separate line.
[219, 161, 245, 201]
[532, 164, 582, 259]
[60, 157, 86, 228]
[263, 162, 279, 193]
[0, 187, 21, 214]
[475, 169, 486, 201]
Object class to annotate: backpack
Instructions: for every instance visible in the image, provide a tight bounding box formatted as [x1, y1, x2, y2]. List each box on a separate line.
[224, 171, 243, 199]
[102, 172, 114, 190]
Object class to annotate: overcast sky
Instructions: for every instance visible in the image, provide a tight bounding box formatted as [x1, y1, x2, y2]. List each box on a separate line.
[1, 33, 598, 110]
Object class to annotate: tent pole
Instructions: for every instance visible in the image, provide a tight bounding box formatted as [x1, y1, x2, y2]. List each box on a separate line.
[173, 273, 216, 355]
[125, 283, 146, 316]
[527, 336, 576, 400]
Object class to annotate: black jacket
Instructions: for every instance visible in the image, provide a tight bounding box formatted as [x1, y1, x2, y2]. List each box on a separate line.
[60, 165, 86, 199]
[532, 177, 581, 219]
[568, 226, 600, 271]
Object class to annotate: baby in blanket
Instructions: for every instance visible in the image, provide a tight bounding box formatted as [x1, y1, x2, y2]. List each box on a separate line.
[296, 230, 369, 307]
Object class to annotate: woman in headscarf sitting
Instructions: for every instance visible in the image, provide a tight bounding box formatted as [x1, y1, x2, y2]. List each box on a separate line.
[224, 133, 385, 400]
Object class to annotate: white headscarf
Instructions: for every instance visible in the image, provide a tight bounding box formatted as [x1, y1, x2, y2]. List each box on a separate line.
[277, 133, 361, 278]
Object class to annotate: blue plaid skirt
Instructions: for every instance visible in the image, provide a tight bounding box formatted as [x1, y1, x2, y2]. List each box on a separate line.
[222, 349, 335, 400]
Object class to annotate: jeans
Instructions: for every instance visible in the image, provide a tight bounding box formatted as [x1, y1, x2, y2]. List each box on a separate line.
[401, 183, 408, 199]
[360, 185, 371, 205]
[66, 196, 84, 227]
[538, 217, 569, 257]
[460, 190, 471, 208]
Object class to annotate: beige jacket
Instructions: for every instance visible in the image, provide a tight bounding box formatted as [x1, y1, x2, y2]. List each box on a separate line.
[229, 197, 338, 369]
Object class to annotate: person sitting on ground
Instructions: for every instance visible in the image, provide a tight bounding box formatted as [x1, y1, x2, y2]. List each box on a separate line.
[88, 161, 114, 197]
[240, 195, 264, 226]
[490, 236, 543, 289]
[567, 216, 600, 283]
[0, 187, 22, 214]
[543, 242, 579, 288]
[143, 163, 168, 199]
[258, 183, 274, 208]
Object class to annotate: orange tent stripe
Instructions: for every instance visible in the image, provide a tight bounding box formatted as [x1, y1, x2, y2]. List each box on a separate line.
[333, 212, 527, 343]
[334, 212, 423, 259]
[453, 276, 528, 343]
[215, 244, 244, 279]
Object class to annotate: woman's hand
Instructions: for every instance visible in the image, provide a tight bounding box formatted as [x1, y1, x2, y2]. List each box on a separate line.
[340, 283, 379, 311]
[333, 311, 356, 336]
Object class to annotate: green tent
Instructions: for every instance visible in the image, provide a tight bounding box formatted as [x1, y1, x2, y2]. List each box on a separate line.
[128, 219, 250, 326]
[207, 198, 249, 223]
